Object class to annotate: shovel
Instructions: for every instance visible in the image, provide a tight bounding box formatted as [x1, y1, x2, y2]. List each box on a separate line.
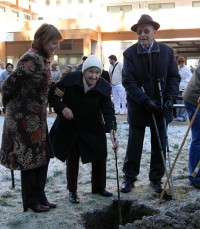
[112, 123, 122, 226]
[152, 113, 173, 201]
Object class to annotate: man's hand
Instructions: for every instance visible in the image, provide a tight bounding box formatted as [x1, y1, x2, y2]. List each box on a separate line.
[144, 98, 161, 114]
[162, 98, 174, 117]
[62, 107, 73, 120]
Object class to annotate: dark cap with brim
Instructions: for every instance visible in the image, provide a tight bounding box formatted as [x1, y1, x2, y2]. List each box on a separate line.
[131, 14, 160, 32]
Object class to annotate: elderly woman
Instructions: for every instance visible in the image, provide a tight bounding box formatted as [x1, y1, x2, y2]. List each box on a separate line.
[49, 55, 118, 204]
[0, 23, 63, 212]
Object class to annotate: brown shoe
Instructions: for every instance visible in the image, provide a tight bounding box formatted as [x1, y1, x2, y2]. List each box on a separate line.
[40, 200, 57, 208]
[23, 203, 49, 213]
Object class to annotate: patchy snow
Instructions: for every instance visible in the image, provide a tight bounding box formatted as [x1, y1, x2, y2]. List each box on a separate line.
[0, 115, 198, 229]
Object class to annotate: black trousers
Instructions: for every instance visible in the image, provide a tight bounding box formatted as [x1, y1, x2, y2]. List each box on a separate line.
[123, 124, 166, 181]
[21, 162, 49, 207]
[66, 145, 106, 192]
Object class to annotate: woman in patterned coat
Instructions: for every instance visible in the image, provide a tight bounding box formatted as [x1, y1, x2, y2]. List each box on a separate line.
[0, 23, 62, 213]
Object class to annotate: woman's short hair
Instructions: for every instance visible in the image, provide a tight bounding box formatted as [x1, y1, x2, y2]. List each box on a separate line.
[32, 23, 63, 50]
[6, 63, 13, 69]
[177, 56, 185, 65]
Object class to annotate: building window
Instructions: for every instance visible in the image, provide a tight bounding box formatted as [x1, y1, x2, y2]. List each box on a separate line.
[67, 0, 72, 3]
[60, 40, 73, 50]
[56, 0, 62, 5]
[107, 5, 132, 13]
[45, 0, 50, 5]
[148, 2, 175, 11]
[24, 14, 31, 20]
[58, 55, 81, 67]
[11, 9, 19, 17]
[0, 5, 5, 12]
[78, 0, 83, 3]
[89, 0, 93, 3]
[192, 1, 200, 7]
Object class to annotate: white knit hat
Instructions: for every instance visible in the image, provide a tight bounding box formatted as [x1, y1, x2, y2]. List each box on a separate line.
[82, 55, 103, 73]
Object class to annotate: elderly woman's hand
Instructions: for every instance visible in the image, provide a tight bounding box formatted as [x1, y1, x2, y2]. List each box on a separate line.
[110, 130, 119, 153]
[198, 97, 200, 104]
[112, 139, 119, 153]
[55, 87, 64, 97]
[62, 107, 73, 120]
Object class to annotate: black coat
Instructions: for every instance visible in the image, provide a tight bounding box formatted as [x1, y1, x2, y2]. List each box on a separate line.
[122, 41, 180, 126]
[101, 70, 110, 83]
[48, 71, 116, 163]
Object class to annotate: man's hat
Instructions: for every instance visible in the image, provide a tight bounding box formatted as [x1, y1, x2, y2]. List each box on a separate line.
[131, 14, 160, 32]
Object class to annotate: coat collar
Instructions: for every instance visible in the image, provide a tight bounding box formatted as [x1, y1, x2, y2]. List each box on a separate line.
[137, 40, 160, 54]
[66, 71, 111, 98]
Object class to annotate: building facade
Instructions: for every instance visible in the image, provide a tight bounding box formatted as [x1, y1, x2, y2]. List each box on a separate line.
[0, 0, 200, 72]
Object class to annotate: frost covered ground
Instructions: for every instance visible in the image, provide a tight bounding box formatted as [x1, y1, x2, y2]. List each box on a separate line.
[0, 115, 199, 229]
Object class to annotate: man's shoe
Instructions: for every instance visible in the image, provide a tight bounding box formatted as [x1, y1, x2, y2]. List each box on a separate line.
[120, 178, 135, 193]
[92, 189, 113, 197]
[69, 192, 80, 204]
[190, 181, 200, 189]
[150, 180, 163, 193]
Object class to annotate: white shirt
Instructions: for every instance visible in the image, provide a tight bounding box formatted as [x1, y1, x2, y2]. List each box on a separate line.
[109, 62, 123, 86]
[179, 65, 192, 91]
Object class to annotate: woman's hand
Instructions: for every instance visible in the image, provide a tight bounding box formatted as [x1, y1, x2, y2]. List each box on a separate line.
[55, 87, 64, 97]
[110, 130, 119, 153]
[198, 97, 200, 104]
[62, 107, 73, 120]
[112, 138, 119, 153]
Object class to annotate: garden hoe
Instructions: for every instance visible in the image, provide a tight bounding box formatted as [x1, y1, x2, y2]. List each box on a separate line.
[160, 103, 200, 203]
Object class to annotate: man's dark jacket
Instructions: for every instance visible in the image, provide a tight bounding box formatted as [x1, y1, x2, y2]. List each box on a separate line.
[122, 41, 181, 126]
[48, 71, 116, 163]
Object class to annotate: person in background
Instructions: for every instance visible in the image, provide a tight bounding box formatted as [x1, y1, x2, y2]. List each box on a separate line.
[49, 61, 61, 114]
[0, 63, 13, 113]
[48, 55, 118, 204]
[0, 60, 6, 76]
[121, 14, 180, 194]
[108, 55, 126, 115]
[183, 63, 200, 190]
[0, 23, 63, 213]
[101, 67, 110, 83]
[75, 56, 88, 71]
[0, 63, 14, 87]
[61, 65, 73, 79]
[174, 56, 192, 122]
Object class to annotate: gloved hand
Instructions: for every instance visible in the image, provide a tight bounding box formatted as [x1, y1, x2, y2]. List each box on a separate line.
[144, 98, 161, 114]
[162, 97, 174, 117]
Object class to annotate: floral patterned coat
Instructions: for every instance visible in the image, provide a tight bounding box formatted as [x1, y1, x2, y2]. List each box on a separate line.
[0, 48, 51, 170]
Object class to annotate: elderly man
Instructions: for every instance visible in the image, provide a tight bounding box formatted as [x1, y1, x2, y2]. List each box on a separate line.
[121, 14, 180, 194]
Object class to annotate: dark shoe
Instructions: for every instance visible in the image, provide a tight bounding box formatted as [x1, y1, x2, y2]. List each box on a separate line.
[23, 203, 49, 213]
[40, 200, 57, 209]
[190, 181, 200, 189]
[92, 189, 113, 197]
[150, 180, 163, 193]
[69, 192, 80, 204]
[120, 177, 136, 193]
